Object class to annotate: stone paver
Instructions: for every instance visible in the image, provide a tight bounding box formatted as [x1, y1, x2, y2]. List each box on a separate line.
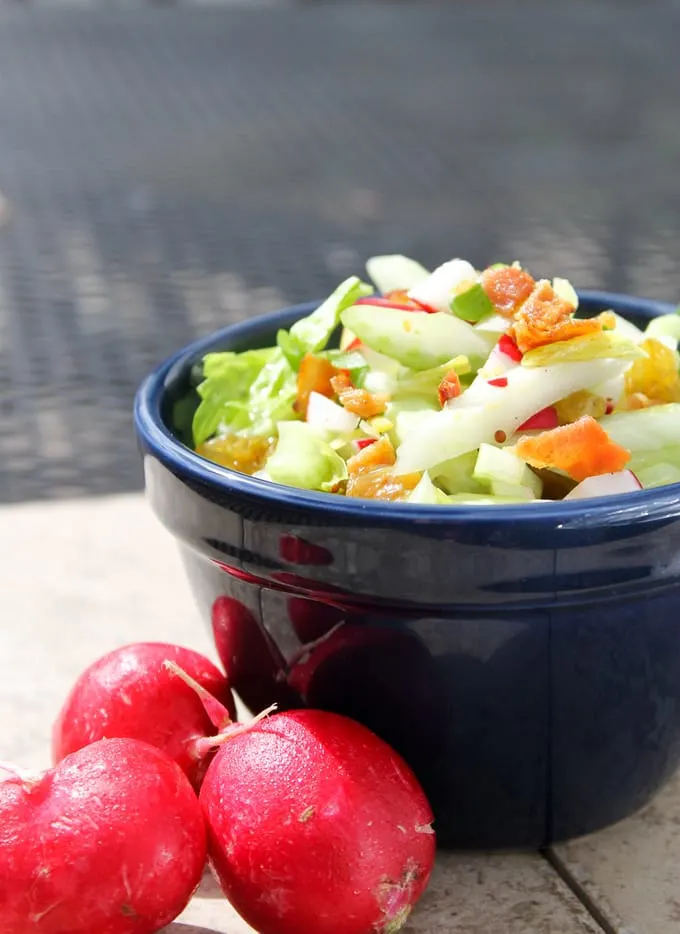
[0, 492, 612, 932]
[553, 771, 680, 934]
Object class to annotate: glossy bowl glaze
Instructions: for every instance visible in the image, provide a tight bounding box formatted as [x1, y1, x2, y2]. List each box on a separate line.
[135, 291, 680, 848]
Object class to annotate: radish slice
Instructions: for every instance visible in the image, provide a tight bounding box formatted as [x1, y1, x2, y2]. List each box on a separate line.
[306, 391, 358, 434]
[564, 470, 642, 500]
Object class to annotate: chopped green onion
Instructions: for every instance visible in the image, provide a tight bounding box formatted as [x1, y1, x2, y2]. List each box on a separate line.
[450, 283, 494, 323]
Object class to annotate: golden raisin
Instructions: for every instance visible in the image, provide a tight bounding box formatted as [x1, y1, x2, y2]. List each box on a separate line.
[197, 436, 273, 475]
[623, 337, 680, 407]
[554, 390, 608, 425]
[346, 467, 422, 501]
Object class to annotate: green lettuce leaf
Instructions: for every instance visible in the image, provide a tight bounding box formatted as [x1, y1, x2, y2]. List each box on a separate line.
[192, 348, 297, 446]
[277, 276, 373, 369]
[521, 331, 644, 368]
[265, 422, 348, 492]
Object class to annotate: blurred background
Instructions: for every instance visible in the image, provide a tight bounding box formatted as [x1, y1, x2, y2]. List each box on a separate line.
[1, 0, 679, 504]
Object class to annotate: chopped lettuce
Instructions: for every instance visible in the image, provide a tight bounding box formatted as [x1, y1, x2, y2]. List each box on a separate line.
[265, 422, 347, 492]
[601, 404, 680, 453]
[192, 348, 295, 446]
[521, 331, 644, 368]
[628, 444, 680, 473]
[277, 276, 373, 369]
[634, 462, 680, 489]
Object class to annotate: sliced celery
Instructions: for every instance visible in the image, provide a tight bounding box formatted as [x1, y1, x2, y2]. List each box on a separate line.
[365, 254, 430, 294]
[645, 312, 680, 347]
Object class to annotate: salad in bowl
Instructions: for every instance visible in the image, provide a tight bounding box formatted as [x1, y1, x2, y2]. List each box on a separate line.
[189, 255, 680, 505]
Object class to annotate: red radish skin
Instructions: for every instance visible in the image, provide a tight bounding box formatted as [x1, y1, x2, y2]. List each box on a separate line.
[0, 738, 206, 934]
[52, 642, 236, 787]
[200, 709, 435, 934]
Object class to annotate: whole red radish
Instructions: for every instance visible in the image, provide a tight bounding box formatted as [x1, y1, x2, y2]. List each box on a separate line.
[0, 737, 206, 934]
[200, 709, 436, 934]
[53, 642, 236, 787]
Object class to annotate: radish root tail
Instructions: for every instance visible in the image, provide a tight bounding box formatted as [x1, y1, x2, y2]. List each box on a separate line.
[192, 704, 278, 759]
[163, 659, 234, 730]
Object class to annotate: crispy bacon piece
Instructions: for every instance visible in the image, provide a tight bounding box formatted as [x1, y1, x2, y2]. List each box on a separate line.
[330, 371, 388, 419]
[437, 370, 461, 406]
[347, 436, 396, 476]
[515, 415, 631, 482]
[510, 280, 604, 353]
[481, 266, 536, 317]
[294, 353, 338, 418]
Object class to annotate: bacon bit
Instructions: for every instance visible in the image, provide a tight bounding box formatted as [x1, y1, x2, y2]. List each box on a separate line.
[481, 265, 536, 317]
[494, 430, 507, 444]
[294, 353, 338, 418]
[331, 371, 388, 419]
[346, 435, 396, 476]
[346, 466, 423, 501]
[355, 438, 377, 451]
[197, 435, 273, 475]
[497, 333, 523, 362]
[605, 399, 615, 415]
[437, 370, 462, 406]
[515, 415, 631, 482]
[487, 376, 508, 388]
[517, 405, 559, 432]
[510, 280, 604, 353]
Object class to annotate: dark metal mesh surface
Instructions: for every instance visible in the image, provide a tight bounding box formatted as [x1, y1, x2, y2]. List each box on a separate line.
[1, 2, 680, 501]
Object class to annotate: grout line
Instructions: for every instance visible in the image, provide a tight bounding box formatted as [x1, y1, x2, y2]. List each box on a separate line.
[541, 847, 619, 934]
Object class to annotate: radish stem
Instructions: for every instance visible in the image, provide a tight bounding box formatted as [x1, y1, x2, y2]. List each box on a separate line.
[163, 659, 233, 730]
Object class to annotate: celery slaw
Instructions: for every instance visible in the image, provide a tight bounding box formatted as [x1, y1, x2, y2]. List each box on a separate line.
[186, 255, 680, 505]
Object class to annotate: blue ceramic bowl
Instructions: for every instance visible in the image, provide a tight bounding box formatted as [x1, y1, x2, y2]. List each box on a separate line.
[135, 291, 680, 849]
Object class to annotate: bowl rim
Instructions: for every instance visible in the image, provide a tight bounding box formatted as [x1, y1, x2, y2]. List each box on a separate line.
[134, 289, 680, 526]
